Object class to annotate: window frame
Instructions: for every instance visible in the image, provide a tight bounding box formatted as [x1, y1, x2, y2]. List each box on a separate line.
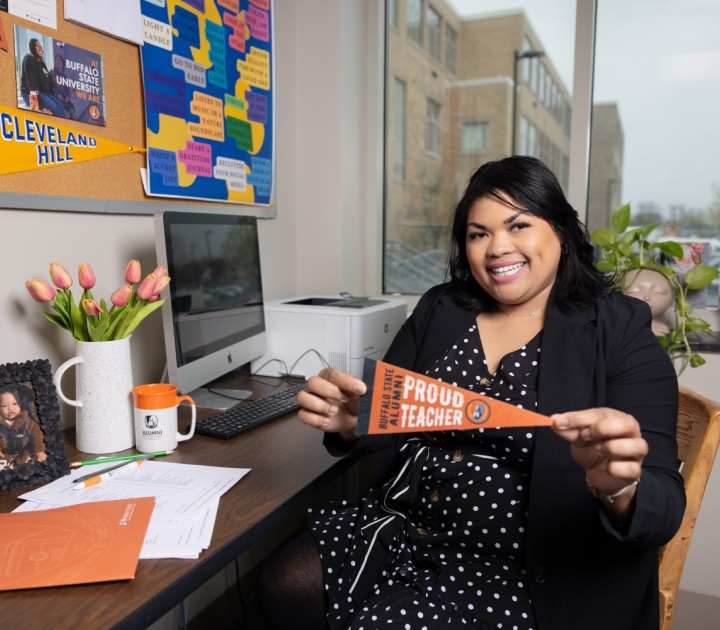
[407, 0, 424, 47]
[427, 4, 442, 62]
[445, 23, 458, 74]
[379, 0, 600, 296]
[425, 97, 441, 156]
[461, 121, 489, 154]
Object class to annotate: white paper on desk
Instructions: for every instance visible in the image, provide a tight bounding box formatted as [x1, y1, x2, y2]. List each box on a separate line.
[15, 496, 221, 560]
[19, 461, 250, 521]
[64, 0, 142, 44]
[9, 0, 57, 29]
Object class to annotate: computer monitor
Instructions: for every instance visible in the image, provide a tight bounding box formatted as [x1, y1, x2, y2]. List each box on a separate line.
[154, 211, 266, 409]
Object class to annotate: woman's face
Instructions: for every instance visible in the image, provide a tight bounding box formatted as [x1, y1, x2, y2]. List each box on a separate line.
[35, 41, 44, 58]
[54, 55, 63, 73]
[465, 194, 563, 307]
[0, 393, 20, 422]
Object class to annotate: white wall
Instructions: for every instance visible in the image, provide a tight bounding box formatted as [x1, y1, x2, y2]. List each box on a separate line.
[0, 0, 381, 428]
[1, 2, 382, 628]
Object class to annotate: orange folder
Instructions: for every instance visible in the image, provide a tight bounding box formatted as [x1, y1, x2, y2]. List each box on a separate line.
[357, 358, 554, 435]
[0, 497, 155, 591]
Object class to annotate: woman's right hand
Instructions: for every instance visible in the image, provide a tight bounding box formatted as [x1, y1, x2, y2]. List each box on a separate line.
[297, 368, 367, 444]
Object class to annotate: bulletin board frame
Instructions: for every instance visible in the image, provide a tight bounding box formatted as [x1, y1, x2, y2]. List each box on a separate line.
[0, 3, 276, 219]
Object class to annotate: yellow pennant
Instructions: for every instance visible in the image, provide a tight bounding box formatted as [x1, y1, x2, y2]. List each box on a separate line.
[0, 105, 145, 176]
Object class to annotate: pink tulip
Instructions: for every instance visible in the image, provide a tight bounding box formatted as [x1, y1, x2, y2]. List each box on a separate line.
[26, 279, 56, 302]
[49, 262, 73, 289]
[111, 285, 133, 307]
[81, 299, 103, 316]
[152, 275, 171, 296]
[78, 263, 96, 290]
[148, 294, 160, 303]
[125, 260, 141, 284]
[136, 273, 157, 300]
[153, 266, 167, 279]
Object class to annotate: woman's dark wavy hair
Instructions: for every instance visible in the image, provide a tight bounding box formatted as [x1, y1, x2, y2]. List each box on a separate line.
[447, 156, 615, 311]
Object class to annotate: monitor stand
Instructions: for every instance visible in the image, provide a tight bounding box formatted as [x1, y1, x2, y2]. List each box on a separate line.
[188, 387, 253, 411]
[160, 365, 252, 410]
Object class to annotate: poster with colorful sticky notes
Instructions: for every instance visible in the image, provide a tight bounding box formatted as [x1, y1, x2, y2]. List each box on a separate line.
[357, 359, 554, 435]
[140, 0, 274, 206]
[14, 25, 106, 126]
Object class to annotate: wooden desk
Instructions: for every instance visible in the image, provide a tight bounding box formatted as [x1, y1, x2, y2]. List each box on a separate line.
[0, 379, 358, 630]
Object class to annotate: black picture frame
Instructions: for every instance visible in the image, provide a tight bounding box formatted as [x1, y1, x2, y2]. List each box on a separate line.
[0, 359, 69, 491]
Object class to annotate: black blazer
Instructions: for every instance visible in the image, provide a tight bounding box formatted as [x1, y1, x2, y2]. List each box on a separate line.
[325, 284, 685, 629]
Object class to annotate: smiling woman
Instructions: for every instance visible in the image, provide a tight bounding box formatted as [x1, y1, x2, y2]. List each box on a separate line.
[259, 156, 685, 630]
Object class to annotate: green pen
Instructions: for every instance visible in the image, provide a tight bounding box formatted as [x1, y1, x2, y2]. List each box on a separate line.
[69, 450, 174, 469]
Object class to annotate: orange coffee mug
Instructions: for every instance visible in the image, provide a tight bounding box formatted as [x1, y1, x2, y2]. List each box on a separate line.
[132, 384, 196, 451]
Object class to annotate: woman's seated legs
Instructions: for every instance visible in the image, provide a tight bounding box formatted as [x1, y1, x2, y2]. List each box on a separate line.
[256, 530, 328, 630]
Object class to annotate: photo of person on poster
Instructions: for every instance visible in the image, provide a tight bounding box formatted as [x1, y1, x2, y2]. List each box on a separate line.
[19, 37, 65, 117]
[14, 25, 106, 127]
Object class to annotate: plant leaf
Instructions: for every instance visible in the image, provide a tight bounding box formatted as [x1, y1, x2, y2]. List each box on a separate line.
[590, 228, 617, 247]
[611, 203, 631, 234]
[42, 311, 70, 330]
[596, 261, 616, 273]
[68, 293, 89, 341]
[654, 265, 676, 279]
[117, 299, 165, 339]
[656, 241, 684, 258]
[617, 243, 633, 257]
[90, 320, 109, 342]
[641, 223, 660, 239]
[621, 227, 642, 245]
[691, 354, 706, 368]
[685, 265, 719, 290]
[657, 334, 669, 348]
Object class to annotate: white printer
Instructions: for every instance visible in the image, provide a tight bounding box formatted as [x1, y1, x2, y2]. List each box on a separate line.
[251, 296, 407, 378]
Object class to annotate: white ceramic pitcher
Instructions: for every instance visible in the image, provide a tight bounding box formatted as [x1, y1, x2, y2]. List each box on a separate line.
[54, 337, 135, 454]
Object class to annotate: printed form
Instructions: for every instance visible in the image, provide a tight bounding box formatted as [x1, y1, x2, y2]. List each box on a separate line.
[15, 462, 250, 559]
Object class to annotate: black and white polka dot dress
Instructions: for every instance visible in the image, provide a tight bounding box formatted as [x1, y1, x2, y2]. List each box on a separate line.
[309, 323, 542, 630]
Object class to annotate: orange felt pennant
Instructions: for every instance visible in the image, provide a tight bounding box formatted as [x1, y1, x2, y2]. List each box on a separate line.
[356, 359, 553, 435]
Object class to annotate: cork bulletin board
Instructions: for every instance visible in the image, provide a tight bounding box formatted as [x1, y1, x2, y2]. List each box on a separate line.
[0, 3, 273, 217]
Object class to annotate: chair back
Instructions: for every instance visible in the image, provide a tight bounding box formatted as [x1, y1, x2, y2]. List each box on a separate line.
[658, 385, 720, 630]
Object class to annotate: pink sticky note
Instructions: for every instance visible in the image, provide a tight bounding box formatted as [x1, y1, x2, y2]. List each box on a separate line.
[178, 141, 213, 177]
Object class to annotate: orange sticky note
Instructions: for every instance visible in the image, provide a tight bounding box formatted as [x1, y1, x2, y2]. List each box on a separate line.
[356, 359, 553, 435]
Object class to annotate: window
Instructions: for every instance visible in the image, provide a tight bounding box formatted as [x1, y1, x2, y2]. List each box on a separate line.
[538, 63, 546, 101]
[538, 131, 550, 166]
[520, 117, 529, 155]
[561, 154, 570, 193]
[427, 6, 442, 61]
[528, 123, 537, 157]
[388, 0, 398, 29]
[551, 143, 561, 177]
[383, 1, 577, 295]
[462, 122, 488, 153]
[426, 98, 441, 155]
[530, 55, 539, 93]
[522, 37, 532, 83]
[445, 24, 457, 73]
[407, 0, 423, 47]
[563, 101, 572, 137]
[393, 79, 406, 182]
[545, 74, 552, 107]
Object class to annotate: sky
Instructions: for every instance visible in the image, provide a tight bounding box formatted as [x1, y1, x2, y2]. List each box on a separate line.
[446, 0, 720, 212]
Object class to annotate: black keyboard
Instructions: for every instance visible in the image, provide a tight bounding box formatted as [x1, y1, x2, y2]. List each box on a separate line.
[194, 382, 307, 440]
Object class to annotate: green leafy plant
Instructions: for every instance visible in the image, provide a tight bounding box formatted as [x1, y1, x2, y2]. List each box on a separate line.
[591, 203, 719, 373]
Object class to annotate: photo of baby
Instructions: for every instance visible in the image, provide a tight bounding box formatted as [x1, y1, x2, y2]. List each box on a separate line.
[0, 382, 47, 469]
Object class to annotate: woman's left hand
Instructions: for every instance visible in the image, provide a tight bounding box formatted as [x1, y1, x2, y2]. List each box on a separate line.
[552, 408, 648, 518]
